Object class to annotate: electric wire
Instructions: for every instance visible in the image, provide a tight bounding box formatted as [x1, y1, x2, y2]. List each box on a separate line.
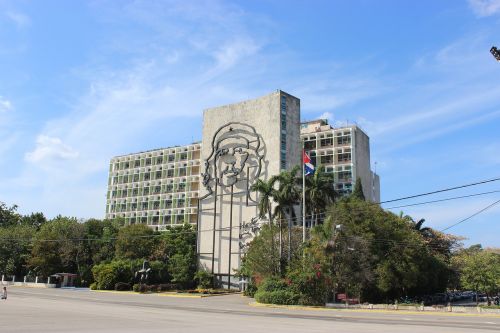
[377, 176, 500, 204]
[384, 190, 500, 209]
[440, 198, 500, 232]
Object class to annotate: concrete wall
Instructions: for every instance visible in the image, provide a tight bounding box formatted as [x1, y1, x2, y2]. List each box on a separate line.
[353, 127, 372, 201]
[197, 90, 300, 287]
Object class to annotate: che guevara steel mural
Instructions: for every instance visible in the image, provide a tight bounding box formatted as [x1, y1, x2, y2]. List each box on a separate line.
[199, 122, 265, 288]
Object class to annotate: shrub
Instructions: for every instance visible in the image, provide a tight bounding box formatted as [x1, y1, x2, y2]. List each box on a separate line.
[287, 269, 328, 306]
[255, 290, 300, 305]
[133, 284, 140, 292]
[194, 270, 213, 289]
[258, 277, 289, 292]
[159, 283, 180, 291]
[169, 253, 197, 288]
[244, 282, 257, 297]
[89, 282, 97, 290]
[138, 284, 148, 293]
[115, 282, 131, 291]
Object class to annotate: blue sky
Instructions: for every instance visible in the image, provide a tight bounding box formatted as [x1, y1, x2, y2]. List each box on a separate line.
[0, 0, 499, 247]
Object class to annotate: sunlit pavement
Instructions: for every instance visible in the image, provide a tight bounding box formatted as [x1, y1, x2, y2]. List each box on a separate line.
[1, 287, 498, 333]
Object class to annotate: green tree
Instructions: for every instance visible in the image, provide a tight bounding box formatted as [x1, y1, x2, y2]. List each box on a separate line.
[0, 225, 36, 277]
[272, 166, 301, 265]
[350, 177, 365, 201]
[75, 218, 120, 285]
[251, 177, 279, 272]
[324, 199, 450, 302]
[241, 224, 281, 278]
[304, 165, 336, 227]
[0, 202, 20, 228]
[29, 216, 86, 277]
[115, 224, 157, 260]
[457, 250, 500, 304]
[84, 218, 119, 264]
[20, 212, 47, 230]
[153, 224, 197, 288]
[251, 178, 277, 224]
[310, 218, 373, 303]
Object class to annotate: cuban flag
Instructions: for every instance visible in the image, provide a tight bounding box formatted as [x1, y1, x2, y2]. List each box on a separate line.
[303, 150, 315, 176]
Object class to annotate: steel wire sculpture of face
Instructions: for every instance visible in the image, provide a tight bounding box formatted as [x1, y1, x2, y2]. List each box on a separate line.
[202, 123, 263, 195]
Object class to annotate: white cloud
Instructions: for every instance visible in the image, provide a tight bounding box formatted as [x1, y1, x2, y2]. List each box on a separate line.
[6, 11, 31, 28]
[212, 38, 260, 70]
[317, 111, 333, 122]
[0, 96, 12, 112]
[468, 0, 500, 16]
[355, 32, 500, 154]
[25, 135, 79, 163]
[6, 0, 271, 218]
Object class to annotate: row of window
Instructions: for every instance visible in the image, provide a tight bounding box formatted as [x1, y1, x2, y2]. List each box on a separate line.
[112, 151, 200, 171]
[317, 153, 352, 164]
[307, 152, 352, 165]
[110, 183, 199, 198]
[111, 168, 200, 184]
[109, 215, 195, 226]
[303, 135, 351, 149]
[127, 215, 193, 226]
[109, 199, 195, 212]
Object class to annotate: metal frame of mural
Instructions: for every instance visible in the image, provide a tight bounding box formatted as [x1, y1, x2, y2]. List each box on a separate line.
[197, 122, 265, 289]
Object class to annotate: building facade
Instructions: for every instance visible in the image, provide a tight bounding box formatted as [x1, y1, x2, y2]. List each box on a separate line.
[105, 143, 201, 230]
[301, 119, 380, 202]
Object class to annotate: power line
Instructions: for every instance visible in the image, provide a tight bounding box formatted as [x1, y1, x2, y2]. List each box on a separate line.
[378, 177, 500, 204]
[440, 199, 500, 232]
[384, 190, 500, 210]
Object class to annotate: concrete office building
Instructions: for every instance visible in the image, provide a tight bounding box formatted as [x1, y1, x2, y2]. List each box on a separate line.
[301, 119, 380, 202]
[105, 143, 201, 229]
[197, 90, 301, 288]
[105, 90, 379, 286]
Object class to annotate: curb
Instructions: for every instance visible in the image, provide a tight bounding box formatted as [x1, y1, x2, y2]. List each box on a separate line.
[91, 290, 138, 295]
[158, 292, 240, 298]
[248, 302, 500, 318]
[91, 289, 239, 298]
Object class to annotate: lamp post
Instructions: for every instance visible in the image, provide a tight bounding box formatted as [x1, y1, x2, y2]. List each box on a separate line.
[491, 46, 500, 62]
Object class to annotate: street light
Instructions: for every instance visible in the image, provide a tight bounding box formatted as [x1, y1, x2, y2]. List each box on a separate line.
[491, 46, 500, 62]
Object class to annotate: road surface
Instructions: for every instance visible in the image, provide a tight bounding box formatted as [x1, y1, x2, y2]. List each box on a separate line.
[0, 287, 498, 332]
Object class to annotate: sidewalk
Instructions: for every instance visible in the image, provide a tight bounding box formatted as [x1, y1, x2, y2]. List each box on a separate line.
[250, 301, 500, 318]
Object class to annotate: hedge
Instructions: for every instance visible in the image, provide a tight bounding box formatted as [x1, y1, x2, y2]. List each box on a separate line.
[254, 290, 301, 305]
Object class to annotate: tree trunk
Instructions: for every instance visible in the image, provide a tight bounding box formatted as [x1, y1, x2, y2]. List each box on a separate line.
[278, 214, 283, 274]
[287, 207, 292, 264]
[268, 205, 277, 275]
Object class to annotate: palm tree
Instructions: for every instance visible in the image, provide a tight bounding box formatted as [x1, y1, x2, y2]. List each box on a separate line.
[400, 213, 434, 240]
[251, 178, 277, 224]
[412, 218, 434, 241]
[272, 166, 301, 264]
[250, 177, 279, 274]
[305, 165, 337, 227]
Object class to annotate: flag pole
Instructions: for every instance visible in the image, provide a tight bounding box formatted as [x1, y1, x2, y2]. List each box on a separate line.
[302, 148, 306, 243]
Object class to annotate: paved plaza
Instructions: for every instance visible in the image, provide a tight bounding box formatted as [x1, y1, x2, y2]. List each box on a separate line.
[0, 287, 498, 333]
